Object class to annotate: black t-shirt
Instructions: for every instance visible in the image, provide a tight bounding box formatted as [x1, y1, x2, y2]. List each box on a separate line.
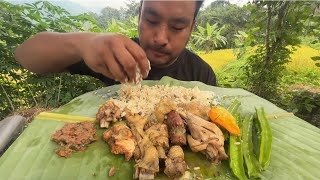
[67, 38, 217, 86]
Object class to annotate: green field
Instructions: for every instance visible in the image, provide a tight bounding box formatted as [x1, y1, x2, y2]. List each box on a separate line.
[200, 45, 319, 72]
[199, 45, 320, 87]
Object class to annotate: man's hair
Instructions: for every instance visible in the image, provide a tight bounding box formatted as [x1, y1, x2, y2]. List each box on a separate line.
[195, 0, 204, 19]
[140, 0, 204, 20]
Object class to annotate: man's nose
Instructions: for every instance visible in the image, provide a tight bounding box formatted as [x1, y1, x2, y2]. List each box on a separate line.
[154, 25, 169, 47]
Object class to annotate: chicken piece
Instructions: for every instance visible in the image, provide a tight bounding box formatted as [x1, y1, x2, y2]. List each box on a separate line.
[144, 114, 158, 130]
[154, 98, 177, 123]
[165, 110, 187, 146]
[125, 109, 159, 179]
[164, 146, 186, 178]
[125, 108, 148, 138]
[125, 109, 146, 160]
[96, 100, 122, 128]
[145, 123, 169, 159]
[178, 102, 211, 120]
[134, 138, 159, 180]
[103, 123, 136, 161]
[179, 111, 228, 163]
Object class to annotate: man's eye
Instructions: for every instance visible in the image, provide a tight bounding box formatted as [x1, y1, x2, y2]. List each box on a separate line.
[172, 27, 184, 31]
[147, 19, 158, 25]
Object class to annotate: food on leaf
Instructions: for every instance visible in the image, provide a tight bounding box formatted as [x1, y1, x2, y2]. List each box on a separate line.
[229, 113, 248, 180]
[178, 102, 211, 120]
[208, 106, 241, 136]
[108, 167, 116, 177]
[256, 107, 273, 170]
[95, 85, 272, 179]
[145, 123, 169, 159]
[125, 109, 160, 179]
[51, 121, 97, 158]
[179, 111, 228, 163]
[96, 100, 122, 128]
[103, 123, 136, 161]
[165, 110, 187, 146]
[242, 115, 262, 178]
[154, 98, 177, 123]
[164, 145, 186, 178]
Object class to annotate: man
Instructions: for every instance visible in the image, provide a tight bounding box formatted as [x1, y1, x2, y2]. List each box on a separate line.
[15, 0, 217, 86]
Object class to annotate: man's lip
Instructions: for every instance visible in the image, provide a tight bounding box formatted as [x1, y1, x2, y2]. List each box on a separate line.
[151, 50, 167, 57]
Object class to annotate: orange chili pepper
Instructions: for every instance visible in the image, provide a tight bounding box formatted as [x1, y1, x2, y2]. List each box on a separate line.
[208, 106, 240, 136]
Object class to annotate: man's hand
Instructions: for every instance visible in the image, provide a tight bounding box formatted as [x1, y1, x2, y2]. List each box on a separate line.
[78, 34, 150, 83]
[15, 32, 150, 84]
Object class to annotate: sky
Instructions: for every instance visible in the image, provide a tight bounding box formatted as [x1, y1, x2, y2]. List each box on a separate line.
[68, 0, 249, 11]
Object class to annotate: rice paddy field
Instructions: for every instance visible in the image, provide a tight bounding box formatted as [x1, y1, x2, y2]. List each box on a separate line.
[199, 45, 319, 73]
[199, 45, 320, 87]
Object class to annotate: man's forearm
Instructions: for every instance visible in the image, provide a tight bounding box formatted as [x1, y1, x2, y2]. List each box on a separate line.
[15, 32, 94, 74]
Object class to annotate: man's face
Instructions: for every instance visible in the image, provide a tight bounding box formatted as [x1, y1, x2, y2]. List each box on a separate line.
[138, 1, 196, 66]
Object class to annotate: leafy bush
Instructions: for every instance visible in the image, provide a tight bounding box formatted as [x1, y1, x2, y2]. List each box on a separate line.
[276, 87, 320, 127]
[0, 1, 104, 119]
[290, 90, 320, 114]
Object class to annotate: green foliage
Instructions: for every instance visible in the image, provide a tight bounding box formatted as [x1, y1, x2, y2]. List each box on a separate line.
[233, 27, 259, 58]
[105, 16, 138, 38]
[311, 56, 320, 67]
[287, 90, 320, 114]
[0, 1, 104, 119]
[215, 58, 247, 89]
[197, 0, 251, 48]
[276, 87, 320, 127]
[244, 45, 291, 99]
[189, 22, 227, 52]
[240, 1, 319, 100]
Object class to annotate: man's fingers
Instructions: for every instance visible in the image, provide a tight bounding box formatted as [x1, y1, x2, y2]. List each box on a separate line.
[90, 57, 114, 80]
[113, 47, 137, 83]
[103, 53, 128, 83]
[125, 43, 150, 79]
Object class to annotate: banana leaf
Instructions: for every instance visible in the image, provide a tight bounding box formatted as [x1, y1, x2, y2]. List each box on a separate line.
[1, 77, 319, 180]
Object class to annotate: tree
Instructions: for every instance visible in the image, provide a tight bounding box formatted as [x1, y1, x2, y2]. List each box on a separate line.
[96, 6, 122, 29]
[123, 0, 140, 20]
[197, 0, 250, 48]
[243, 1, 319, 99]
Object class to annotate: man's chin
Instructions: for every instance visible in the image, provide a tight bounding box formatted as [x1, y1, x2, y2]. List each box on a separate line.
[146, 51, 177, 67]
[149, 57, 173, 67]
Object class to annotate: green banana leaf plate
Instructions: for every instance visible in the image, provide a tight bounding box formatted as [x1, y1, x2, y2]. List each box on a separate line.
[1, 77, 319, 180]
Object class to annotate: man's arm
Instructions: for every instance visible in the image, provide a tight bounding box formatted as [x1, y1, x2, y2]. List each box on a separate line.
[15, 32, 86, 74]
[15, 32, 150, 83]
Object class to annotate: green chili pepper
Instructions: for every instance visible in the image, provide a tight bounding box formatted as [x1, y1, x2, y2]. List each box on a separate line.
[242, 114, 262, 178]
[228, 101, 247, 180]
[227, 100, 241, 114]
[256, 107, 273, 170]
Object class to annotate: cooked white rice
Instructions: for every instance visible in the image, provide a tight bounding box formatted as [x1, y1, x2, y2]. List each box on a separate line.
[111, 84, 215, 116]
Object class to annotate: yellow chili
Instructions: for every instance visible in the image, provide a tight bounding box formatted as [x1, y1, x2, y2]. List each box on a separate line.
[208, 106, 240, 136]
